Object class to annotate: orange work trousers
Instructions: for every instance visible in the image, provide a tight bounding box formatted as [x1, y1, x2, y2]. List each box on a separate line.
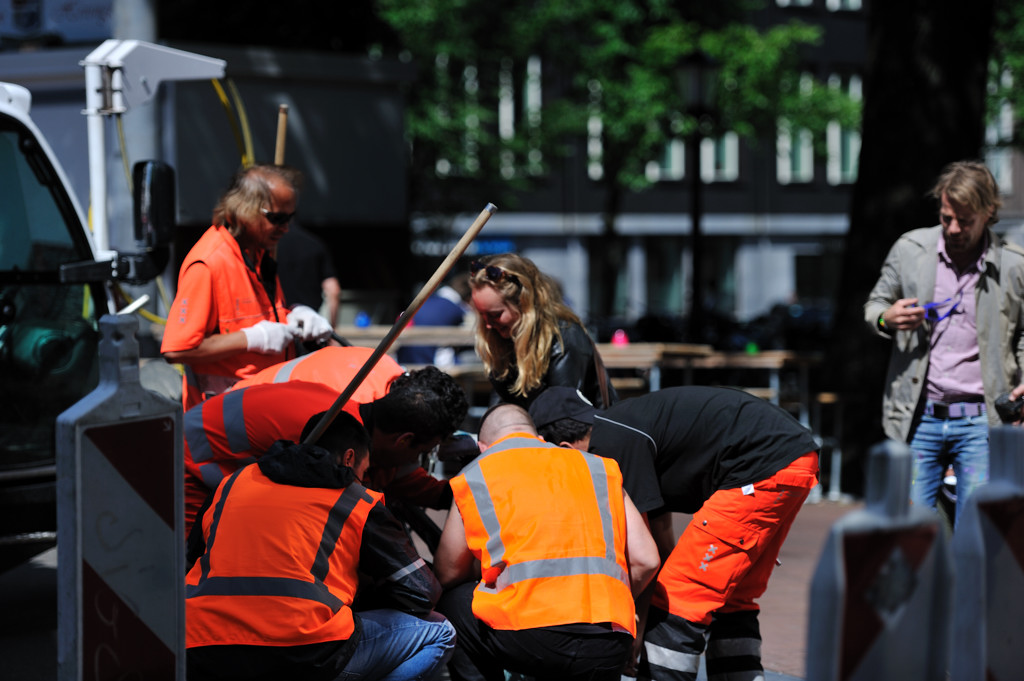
[651, 452, 819, 626]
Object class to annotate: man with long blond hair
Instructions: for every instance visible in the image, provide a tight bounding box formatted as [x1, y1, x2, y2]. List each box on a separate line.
[468, 253, 616, 408]
[162, 165, 334, 410]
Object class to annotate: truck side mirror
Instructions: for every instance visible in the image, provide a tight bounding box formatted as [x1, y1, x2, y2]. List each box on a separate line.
[62, 159, 177, 284]
[133, 160, 175, 250]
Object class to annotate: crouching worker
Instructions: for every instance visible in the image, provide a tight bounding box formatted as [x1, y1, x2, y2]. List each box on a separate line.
[433, 403, 660, 681]
[530, 386, 820, 681]
[185, 410, 455, 681]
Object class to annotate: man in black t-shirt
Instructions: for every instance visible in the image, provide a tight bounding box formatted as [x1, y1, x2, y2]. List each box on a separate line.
[529, 386, 819, 681]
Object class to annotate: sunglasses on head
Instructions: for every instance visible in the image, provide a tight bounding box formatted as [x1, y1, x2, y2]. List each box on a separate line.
[261, 208, 296, 226]
[470, 260, 520, 287]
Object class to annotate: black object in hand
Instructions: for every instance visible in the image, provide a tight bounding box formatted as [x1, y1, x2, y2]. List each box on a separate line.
[995, 393, 1024, 423]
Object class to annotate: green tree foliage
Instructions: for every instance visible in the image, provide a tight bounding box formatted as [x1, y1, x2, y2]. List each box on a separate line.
[376, 0, 860, 215]
[990, 0, 1024, 145]
[378, 0, 861, 321]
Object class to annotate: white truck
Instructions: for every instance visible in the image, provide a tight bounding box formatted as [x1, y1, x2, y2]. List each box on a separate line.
[0, 41, 224, 570]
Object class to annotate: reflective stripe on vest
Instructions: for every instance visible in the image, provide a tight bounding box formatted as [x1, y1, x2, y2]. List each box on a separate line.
[465, 436, 628, 589]
[185, 388, 251, 464]
[187, 470, 374, 614]
[268, 355, 305, 383]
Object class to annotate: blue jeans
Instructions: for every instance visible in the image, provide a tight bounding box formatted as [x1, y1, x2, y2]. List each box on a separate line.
[909, 410, 989, 527]
[338, 610, 456, 681]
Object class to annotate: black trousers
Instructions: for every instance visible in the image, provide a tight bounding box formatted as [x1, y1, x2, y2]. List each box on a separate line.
[437, 582, 632, 681]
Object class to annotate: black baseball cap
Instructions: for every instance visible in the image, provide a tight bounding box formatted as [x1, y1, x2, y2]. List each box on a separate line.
[528, 387, 601, 430]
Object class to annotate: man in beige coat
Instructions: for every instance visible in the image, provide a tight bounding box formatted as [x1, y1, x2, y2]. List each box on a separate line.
[864, 160, 1024, 526]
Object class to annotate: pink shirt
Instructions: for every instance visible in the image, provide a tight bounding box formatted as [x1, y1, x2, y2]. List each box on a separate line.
[926, 235, 986, 402]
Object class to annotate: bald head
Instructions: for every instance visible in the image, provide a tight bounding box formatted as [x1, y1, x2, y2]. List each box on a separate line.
[477, 403, 536, 448]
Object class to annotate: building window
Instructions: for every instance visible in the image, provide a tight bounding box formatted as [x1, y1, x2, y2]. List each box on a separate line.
[524, 56, 544, 175]
[777, 73, 814, 184]
[498, 56, 545, 179]
[587, 79, 604, 181]
[645, 132, 738, 184]
[498, 58, 516, 179]
[777, 0, 813, 7]
[645, 139, 685, 182]
[986, 67, 1013, 193]
[826, 73, 861, 185]
[777, 121, 814, 184]
[701, 133, 739, 182]
[826, 0, 862, 10]
[463, 63, 481, 175]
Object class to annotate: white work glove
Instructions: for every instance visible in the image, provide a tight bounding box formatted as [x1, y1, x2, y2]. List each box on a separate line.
[242, 320, 297, 354]
[287, 305, 334, 343]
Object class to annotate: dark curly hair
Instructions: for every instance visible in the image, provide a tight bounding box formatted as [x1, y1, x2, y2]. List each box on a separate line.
[536, 416, 592, 447]
[375, 366, 469, 444]
[301, 410, 371, 464]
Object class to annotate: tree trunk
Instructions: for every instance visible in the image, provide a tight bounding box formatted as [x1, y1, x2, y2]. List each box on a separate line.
[591, 174, 625, 326]
[829, 0, 995, 494]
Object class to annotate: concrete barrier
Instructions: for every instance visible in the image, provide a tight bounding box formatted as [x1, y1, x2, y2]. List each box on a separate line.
[806, 440, 952, 681]
[950, 425, 1024, 681]
[56, 315, 184, 681]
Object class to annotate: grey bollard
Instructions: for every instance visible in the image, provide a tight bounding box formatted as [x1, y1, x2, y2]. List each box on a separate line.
[950, 425, 1024, 681]
[56, 314, 184, 681]
[806, 440, 952, 681]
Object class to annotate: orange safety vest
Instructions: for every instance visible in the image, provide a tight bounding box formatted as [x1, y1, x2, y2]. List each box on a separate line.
[230, 346, 404, 400]
[449, 433, 636, 634]
[182, 381, 363, 533]
[171, 226, 293, 409]
[185, 464, 381, 647]
[183, 381, 355, 490]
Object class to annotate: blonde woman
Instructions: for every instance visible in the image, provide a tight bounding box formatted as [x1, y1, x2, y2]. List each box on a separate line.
[469, 253, 616, 408]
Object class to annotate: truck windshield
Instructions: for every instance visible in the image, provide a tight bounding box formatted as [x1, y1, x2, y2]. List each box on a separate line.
[0, 117, 103, 473]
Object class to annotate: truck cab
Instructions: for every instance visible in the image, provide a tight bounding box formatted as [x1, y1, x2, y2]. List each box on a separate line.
[0, 82, 107, 570]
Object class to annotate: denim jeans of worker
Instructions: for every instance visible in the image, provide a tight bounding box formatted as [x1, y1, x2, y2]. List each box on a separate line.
[909, 411, 989, 527]
[337, 609, 456, 681]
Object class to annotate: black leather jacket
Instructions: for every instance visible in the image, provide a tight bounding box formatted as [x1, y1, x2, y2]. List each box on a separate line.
[490, 319, 617, 409]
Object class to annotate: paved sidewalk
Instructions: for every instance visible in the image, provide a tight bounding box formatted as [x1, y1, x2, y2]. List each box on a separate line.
[668, 497, 861, 681]
[717, 497, 862, 680]
[425, 496, 862, 681]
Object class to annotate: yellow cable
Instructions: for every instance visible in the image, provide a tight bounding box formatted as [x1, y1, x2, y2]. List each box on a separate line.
[114, 282, 167, 325]
[155, 273, 172, 312]
[227, 79, 255, 168]
[212, 79, 248, 166]
[115, 113, 133, 194]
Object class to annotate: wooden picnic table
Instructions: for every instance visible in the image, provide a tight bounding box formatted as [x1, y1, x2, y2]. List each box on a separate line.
[334, 325, 713, 399]
[683, 349, 823, 428]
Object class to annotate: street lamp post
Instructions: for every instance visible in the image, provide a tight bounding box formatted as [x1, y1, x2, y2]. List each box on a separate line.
[677, 53, 718, 343]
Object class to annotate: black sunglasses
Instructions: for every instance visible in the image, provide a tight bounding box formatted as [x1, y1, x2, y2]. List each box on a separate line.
[470, 260, 520, 287]
[261, 208, 296, 226]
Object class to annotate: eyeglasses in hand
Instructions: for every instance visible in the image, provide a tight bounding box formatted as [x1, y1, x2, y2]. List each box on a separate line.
[921, 289, 964, 323]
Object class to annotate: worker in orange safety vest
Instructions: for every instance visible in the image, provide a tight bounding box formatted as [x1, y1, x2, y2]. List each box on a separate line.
[433, 403, 660, 681]
[529, 386, 820, 681]
[186, 410, 455, 680]
[230, 345, 403, 398]
[161, 165, 334, 411]
[182, 364, 468, 535]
